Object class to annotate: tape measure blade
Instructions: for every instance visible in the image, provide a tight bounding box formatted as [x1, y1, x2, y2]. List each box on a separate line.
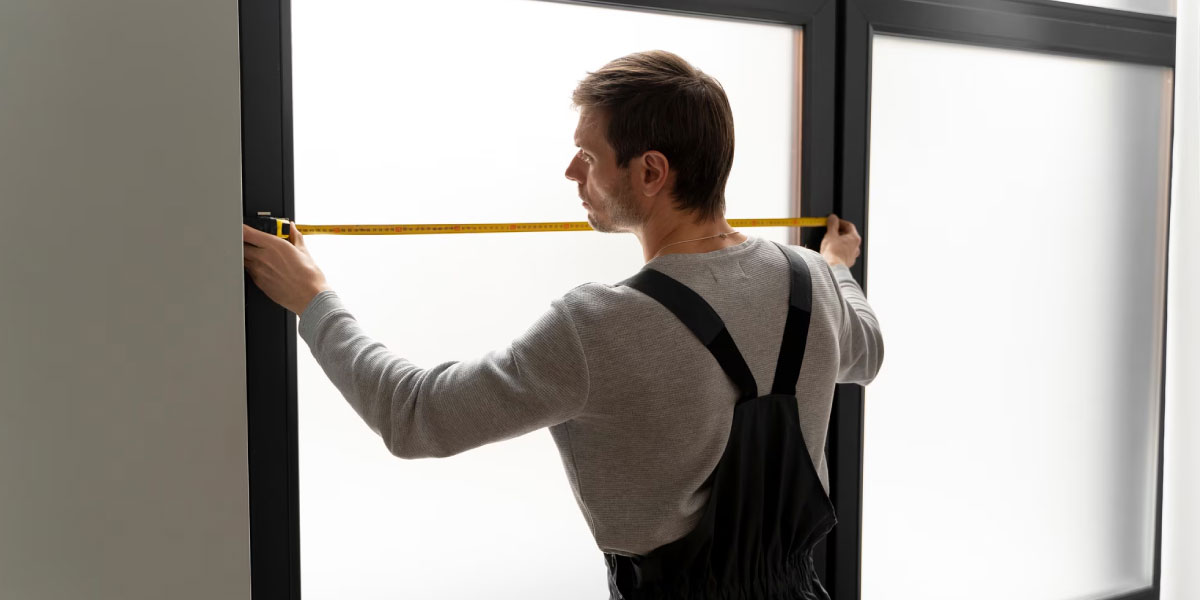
[292, 218, 825, 235]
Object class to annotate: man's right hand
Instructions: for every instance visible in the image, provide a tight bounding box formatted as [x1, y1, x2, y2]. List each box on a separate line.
[820, 214, 862, 268]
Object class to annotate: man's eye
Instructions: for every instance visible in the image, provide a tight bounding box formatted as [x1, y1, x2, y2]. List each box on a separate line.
[578, 150, 590, 163]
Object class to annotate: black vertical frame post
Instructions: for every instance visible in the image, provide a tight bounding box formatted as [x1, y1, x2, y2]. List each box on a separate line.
[837, 1, 1175, 599]
[787, 0, 841, 589]
[240, 0, 300, 597]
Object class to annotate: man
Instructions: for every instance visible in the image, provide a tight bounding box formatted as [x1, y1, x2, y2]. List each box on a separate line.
[243, 50, 882, 599]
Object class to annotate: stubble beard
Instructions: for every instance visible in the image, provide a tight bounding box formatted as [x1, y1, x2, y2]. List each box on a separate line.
[587, 180, 644, 234]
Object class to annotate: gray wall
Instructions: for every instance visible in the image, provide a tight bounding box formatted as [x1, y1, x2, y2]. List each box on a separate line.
[0, 1, 251, 598]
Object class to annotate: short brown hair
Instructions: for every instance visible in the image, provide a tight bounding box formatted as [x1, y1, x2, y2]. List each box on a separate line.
[571, 50, 734, 222]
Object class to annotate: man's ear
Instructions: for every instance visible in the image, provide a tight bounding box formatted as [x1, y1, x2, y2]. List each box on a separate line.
[638, 151, 671, 197]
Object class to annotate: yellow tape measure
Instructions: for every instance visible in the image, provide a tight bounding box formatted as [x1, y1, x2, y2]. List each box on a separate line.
[254, 215, 827, 239]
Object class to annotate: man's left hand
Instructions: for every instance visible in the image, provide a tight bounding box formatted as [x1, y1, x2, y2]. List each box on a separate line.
[243, 222, 333, 315]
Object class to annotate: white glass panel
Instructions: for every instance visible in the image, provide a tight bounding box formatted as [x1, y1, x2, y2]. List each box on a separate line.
[863, 35, 1171, 600]
[291, 1, 798, 597]
[1054, 0, 1175, 17]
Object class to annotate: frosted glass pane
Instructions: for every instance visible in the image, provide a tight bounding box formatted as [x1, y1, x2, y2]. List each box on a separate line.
[863, 35, 1171, 600]
[1054, 0, 1175, 17]
[291, 1, 798, 597]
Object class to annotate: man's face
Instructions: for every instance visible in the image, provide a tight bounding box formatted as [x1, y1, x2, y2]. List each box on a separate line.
[564, 108, 645, 233]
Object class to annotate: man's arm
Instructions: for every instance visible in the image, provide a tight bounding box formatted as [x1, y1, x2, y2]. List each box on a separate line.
[297, 291, 590, 458]
[820, 214, 884, 384]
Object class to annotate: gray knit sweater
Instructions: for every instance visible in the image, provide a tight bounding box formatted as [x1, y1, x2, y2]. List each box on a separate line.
[297, 235, 883, 557]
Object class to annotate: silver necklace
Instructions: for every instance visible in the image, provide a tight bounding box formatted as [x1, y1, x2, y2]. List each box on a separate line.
[651, 230, 740, 260]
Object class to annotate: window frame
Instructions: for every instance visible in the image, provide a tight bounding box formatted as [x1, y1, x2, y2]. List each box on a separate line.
[239, 0, 1175, 598]
[240, 0, 836, 597]
[835, 1, 1174, 599]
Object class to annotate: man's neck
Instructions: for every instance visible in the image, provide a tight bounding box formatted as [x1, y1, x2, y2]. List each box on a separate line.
[635, 212, 745, 263]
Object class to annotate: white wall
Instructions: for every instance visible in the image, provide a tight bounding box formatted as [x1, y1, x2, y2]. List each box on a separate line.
[0, 1, 251, 599]
[1163, 1, 1199, 599]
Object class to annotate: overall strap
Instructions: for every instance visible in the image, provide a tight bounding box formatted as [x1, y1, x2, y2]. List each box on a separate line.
[769, 242, 814, 396]
[620, 269, 758, 400]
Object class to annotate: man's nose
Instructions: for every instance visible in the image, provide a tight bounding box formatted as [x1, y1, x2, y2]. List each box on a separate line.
[565, 156, 583, 183]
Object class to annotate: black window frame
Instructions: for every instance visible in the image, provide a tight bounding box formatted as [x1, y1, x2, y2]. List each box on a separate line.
[835, 2, 1174, 599]
[239, 1, 1175, 598]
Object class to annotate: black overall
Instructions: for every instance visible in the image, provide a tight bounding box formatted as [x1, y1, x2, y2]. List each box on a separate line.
[604, 242, 836, 600]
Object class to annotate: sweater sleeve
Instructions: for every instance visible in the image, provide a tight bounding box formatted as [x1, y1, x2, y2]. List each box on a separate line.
[296, 290, 590, 459]
[827, 263, 885, 385]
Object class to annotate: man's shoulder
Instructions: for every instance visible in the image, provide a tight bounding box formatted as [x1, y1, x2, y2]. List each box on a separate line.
[774, 241, 823, 265]
[770, 242, 835, 282]
[550, 277, 665, 330]
[558, 280, 640, 311]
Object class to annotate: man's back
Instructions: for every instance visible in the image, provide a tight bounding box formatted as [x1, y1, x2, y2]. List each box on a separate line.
[545, 235, 882, 557]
